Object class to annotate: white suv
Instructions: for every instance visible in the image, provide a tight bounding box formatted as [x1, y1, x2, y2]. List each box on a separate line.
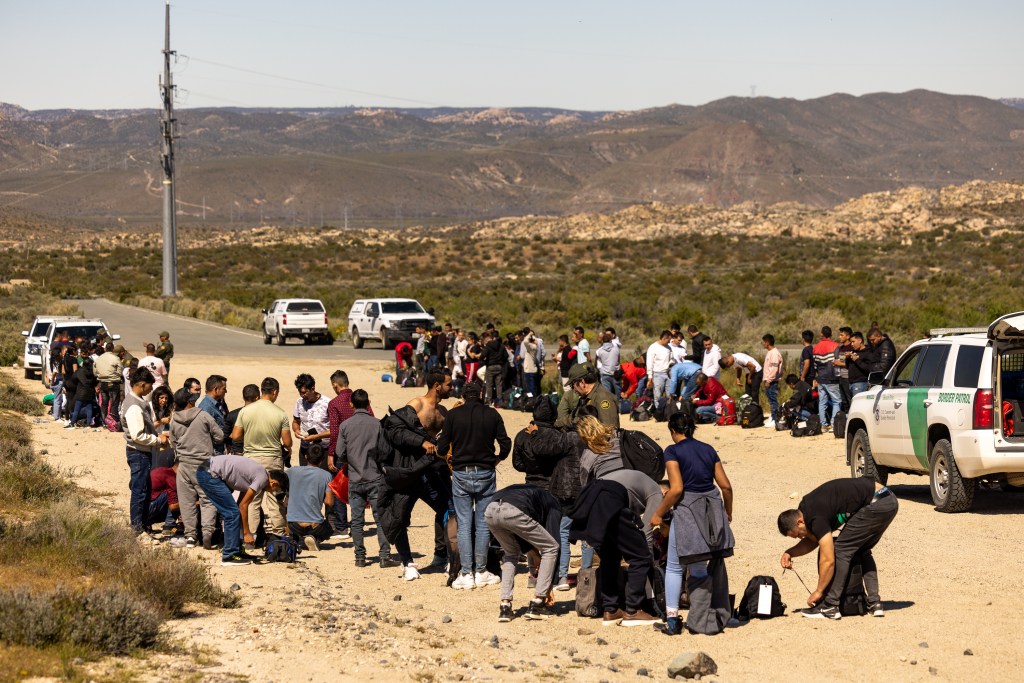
[347, 298, 434, 350]
[846, 312, 1024, 512]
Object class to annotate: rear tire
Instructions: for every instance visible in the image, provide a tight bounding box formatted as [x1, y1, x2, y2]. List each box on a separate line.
[276, 330, 286, 346]
[24, 367, 34, 380]
[352, 327, 363, 349]
[930, 438, 974, 512]
[849, 428, 888, 485]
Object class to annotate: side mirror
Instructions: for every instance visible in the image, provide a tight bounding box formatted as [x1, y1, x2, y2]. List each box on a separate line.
[261, 309, 268, 315]
[867, 371, 886, 387]
[427, 307, 435, 316]
[21, 330, 29, 336]
[111, 334, 121, 341]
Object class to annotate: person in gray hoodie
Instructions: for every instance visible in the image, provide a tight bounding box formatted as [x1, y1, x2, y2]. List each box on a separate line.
[169, 387, 224, 549]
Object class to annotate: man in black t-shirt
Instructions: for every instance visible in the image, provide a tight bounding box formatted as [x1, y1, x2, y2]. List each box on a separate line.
[777, 477, 898, 620]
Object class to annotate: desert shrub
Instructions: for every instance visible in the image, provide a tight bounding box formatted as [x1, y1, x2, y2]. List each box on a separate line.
[0, 372, 44, 416]
[0, 586, 161, 655]
[0, 413, 72, 511]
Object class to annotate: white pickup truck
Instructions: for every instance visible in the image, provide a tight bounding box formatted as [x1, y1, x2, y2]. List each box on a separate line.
[261, 299, 333, 346]
[347, 298, 434, 350]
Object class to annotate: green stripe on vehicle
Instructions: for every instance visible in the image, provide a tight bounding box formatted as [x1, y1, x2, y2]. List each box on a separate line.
[908, 387, 930, 468]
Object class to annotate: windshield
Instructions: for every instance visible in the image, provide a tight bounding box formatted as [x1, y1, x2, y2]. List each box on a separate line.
[30, 321, 52, 337]
[56, 325, 106, 341]
[286, 301, 325, 313]
[381, 301, 426, 314]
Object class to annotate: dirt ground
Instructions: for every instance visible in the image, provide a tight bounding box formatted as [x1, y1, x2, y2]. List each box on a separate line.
[15, 356, 1024, 683]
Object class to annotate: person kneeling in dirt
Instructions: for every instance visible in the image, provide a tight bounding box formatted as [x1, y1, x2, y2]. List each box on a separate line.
[485, 483, 562, 622]
[197, 453, 287, 566]
[569, 479, 663, 627]
[778, 477, 898, 620]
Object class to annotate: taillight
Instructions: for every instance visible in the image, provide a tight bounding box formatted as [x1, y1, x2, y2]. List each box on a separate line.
[283, 314, 288, 325]
[324, 314, 329, 326]
[1003, 401, 1015, 437]
[973, 389, 994, 429]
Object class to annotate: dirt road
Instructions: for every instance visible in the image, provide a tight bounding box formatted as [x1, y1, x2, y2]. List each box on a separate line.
[14, 308, 1024, 681]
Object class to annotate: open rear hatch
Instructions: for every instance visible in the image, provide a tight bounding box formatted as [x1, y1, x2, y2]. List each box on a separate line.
[989, 312, 1024, 441]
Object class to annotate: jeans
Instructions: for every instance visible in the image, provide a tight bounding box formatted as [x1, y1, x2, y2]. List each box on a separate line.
[485, 364, 504, 406]
[652, 372, 669, 402]
[51, 375, 64, 419]
[394, 472, 454, 566]
[452, 468, 497, 575]
[69, 399, 94, 427]
[558, 515, 572, 580]
[600, 374, 619, 398]
[745, 370, 763, 405]
[695, 405, 718, 423]
[99, 381, 120, 422]
[127, 448, 152, 533]
[679, 374, 700, 402]
[636, 376, 648, 399]
[765, 381, 780, 421]
[523, 372, 541, 397]
[147, 491, 169, 526]
[197, 467, 242, 560]
[850, 381, 869, 397]
[818, 383, 842, 427]
[349, 478, 391, 560]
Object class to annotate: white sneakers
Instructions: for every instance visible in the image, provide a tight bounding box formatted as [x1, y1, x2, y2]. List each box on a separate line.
[402, 563, 421, 581]
[451, 573, 476, 590]
[474, 570, 501, 587]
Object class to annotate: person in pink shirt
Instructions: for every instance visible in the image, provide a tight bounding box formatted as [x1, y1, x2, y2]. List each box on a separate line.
[761, 334, 785, 425]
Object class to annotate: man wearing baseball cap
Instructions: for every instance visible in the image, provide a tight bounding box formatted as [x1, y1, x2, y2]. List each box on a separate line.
[555, 362, 619, 429]
[155, 331, 174, 380]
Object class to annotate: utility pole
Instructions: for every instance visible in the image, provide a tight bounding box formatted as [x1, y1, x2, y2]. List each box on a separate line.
[159, 0, 178, 296]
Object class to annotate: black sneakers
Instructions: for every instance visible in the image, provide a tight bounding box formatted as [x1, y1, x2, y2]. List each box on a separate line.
[355, 557, 368, 568]
[498, 603, 513, 622]
[221, 553, 252, 566]
[869, 601, 884, 617]
[803, 603, 841, 620]
[379, 556, 401, 569]
[525, 599, 555, 620]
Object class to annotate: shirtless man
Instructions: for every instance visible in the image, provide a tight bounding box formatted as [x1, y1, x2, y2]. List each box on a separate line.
[407, 368, 454, 448]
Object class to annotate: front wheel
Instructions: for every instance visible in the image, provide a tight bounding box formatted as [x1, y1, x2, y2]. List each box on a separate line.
[352, 327, 364, 349]
[849, 428, 888, 485]
[263, 328, 272, 344]
[930, 438, 974, 512]
[380, 328, 391, 350]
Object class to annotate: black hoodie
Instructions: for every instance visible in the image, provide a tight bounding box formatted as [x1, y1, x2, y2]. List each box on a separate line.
[512, 399, 573, 489]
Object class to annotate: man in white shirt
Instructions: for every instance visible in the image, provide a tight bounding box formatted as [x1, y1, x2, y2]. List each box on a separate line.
[572, 326, 592, 364]
[645, 330, 673, 402]
[137, 343, 167, 394]
[701, 336, 723, 381]
[668, 332, 688, 365]
[720, 351, 764, 404]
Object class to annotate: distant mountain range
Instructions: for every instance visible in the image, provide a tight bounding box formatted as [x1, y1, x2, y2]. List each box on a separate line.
[1, 91, 1023, 226]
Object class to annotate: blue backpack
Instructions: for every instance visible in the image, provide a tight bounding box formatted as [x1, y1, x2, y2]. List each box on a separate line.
[265, 536, 300, 563]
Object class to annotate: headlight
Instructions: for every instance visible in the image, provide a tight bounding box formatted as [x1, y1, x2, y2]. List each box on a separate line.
[28, 343, 42, 354]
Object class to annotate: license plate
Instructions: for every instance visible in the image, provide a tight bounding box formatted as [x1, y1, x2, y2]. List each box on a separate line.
[301, 328, 310, 333]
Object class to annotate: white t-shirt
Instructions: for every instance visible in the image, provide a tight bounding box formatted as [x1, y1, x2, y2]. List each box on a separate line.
[669, 341, 688, 365]
[294, 394, 331, 435]
[575, 338, 591, 364]
[702, 344, 722, 380]
[138, 355, 167, 389]
[732, 352, 763, 373]
[646, 342, 672, 374]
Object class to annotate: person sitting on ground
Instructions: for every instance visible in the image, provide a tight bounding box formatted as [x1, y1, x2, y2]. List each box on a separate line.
[778, 477, 898, 620]
[337, 389, 397, 568]
[783, 373, 816, 421]
[652, 411, 734, 636]
[285, 446, 335, 551]
[485, 483, 563, 622]
[120, 367, 170, 539]
[197, 452, 286, 566]
[691, 372, 727, 423]
[555, 362, 619, 429]
[169, 386, 223, 550]
[148, 462, 181, 533]
[569, 479, 663, 627]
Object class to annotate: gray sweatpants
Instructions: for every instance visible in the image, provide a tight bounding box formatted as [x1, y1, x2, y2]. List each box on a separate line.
[824, 491, 898, 607]
[485, 500, 558, 602]
[177, 462, 218, 544]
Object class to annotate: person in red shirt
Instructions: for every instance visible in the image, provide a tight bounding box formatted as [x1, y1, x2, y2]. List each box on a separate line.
[692, 373, 727, 423]
[616, 357, 648, 400]
[394, 341, 414, 374]
[148, 463, 180, 529]
[326, 369, 374, 474]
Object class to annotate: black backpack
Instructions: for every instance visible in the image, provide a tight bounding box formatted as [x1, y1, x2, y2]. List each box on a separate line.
[791, 414, 822, 437]
[740, 403, 765, 429]
[265, 536, 300, 563]
[833, 411, 848, 439]
[630, 398, 653, 422]
[737, 575, 786, 619]
[617, 428, 665, 482]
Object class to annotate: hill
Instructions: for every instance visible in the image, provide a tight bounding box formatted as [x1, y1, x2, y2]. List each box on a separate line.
[1, 91, 1024, 224]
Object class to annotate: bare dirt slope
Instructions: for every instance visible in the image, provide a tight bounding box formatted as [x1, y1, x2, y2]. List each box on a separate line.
[15, 357, 1024, 682]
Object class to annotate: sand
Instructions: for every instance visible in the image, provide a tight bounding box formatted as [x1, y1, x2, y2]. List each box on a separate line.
[15, 356, 1024, 682]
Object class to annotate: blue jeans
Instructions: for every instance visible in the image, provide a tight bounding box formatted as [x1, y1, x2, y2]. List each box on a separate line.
[600, 374, 619, 398]
[766, 381, 780, 421]
[665, 515, 709, 615]
[349, 478, 391, 560]
[652, 372, 669, 402]
[197, 467, 242, 559]
[147, 491, 169, 526]
[850, 381, 869, 397]
[680, 374, 700, 402]
[452, 468, 497, 575]
[69, 399, 94, 427]
[695, 405, 717, 423]
[127, 448, 152, 533]
[51, 375, 64, 419]
[818, 383, 842, 426]
[523, 372, 541, 397]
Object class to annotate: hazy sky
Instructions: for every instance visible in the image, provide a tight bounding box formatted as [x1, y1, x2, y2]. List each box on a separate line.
[2, 1, 1020, 111]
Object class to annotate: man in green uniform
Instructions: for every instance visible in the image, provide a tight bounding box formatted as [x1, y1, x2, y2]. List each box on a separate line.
[155, 331, 174, 378]
[556, 362, 620, 429]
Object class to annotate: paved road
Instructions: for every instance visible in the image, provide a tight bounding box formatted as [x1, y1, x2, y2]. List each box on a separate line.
[71, 299, 394, 362]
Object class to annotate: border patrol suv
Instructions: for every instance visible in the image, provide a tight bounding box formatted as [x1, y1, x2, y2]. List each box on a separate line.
[846, 312, 1024, 512]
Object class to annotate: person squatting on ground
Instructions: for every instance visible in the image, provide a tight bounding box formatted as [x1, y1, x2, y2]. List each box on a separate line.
[437, 380, 510, 589]
[653, 411, 735, 635]
[485, 484, 563, 621]
[778, 477, 898, 620]
[293, 373, 348, 537]
[285, 445, 335, 551]
[168, 386, 223, 549]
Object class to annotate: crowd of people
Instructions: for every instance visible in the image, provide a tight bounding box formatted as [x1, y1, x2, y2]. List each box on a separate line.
[44, 319, 901, 633]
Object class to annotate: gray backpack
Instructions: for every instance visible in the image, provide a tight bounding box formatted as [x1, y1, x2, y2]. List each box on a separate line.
[575, 566, 599, 617]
